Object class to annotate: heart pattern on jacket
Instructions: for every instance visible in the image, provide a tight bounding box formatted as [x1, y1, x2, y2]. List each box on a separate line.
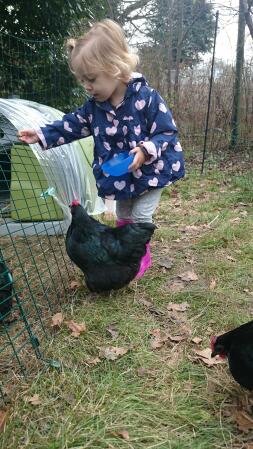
[148, 177, 158, 187]
[114, 181, 126, 190]
[64, 121, 72, 132]
[135, 99, 146, 110]
[106, 126, 117, 136]
[172, 161, 181, 172]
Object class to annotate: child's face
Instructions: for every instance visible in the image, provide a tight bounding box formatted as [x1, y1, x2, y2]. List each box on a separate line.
[80, 71, 124, 103]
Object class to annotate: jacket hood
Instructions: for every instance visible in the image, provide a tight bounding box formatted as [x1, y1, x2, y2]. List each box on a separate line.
[125, 72, 148, 98]
[90, 73, 148, 112]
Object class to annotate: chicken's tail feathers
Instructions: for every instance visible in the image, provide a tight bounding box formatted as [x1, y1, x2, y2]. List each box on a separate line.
[113, 223, 156, 251]
[134, 222, 157, 232]
[130, 222, 156, 240]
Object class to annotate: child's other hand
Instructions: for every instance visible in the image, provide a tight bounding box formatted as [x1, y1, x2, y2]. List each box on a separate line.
[18, 130, 39, 144]
[128, 146, 146, 170]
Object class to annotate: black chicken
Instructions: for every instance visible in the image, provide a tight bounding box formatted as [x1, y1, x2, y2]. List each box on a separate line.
[65, 200, 156, 292]
[211, 320, 253, 390]
[0, 260, 13, 323]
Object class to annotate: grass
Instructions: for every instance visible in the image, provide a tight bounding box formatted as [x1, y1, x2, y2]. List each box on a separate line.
[1, 166, 253, 449]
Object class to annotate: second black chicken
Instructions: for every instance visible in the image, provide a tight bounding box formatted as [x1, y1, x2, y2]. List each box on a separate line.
[211, 320, 253, 390]
[66, 201, 156, 292]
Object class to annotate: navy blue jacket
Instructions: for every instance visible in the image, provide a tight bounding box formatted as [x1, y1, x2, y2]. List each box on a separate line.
[38, 73, 185, 200]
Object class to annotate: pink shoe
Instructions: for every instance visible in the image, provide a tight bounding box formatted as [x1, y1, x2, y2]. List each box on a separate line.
[116, 219, 133, 227]
[135, 243, 152, 280]
[116, 220, 152, 279]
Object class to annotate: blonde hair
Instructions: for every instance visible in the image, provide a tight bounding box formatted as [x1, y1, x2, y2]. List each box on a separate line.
[66, 19, 139, 83]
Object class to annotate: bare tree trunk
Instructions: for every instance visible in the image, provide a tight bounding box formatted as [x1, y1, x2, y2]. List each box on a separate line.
[166, 0, 174, 100]
[166, 39, 173, 99]
[174, 0, 184, 106]
[231, 0, 246, 148]
[241, 0, 253, 39]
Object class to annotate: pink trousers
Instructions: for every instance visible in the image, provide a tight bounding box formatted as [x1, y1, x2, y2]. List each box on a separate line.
[116, 219, 152, 279]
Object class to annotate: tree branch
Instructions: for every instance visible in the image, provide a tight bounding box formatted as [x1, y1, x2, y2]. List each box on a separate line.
[117, 0, 151, 22]
[177, 4, 210, 49]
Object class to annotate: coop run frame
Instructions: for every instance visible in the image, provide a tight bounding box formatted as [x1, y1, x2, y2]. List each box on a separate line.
[0, 116, 73, 403]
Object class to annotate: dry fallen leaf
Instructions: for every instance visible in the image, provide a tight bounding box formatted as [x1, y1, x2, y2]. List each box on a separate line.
[138, 298, 153, 308]
[137, 367, 156, 377]
[167, 334, 186, 342]
[0, 409, 7, 432]
[191, 337, 203, 345]
[138, 298, 165, 316]
[193, 348, 225, 367]
[149, 328, 167, 349]
[99, 346, 128, 361]
[226, 255, 236, 262]
[111, 430, 130, 440]
[167, 310, 188, 325]
[66, 320, 86, 337]
[167, 280, 185, 292]
[209, 278, 216, 290]
[179, 271, 198, 282]
[62, 394, 75, 405]
[243, 289, 253, 296]
[106, 324, 119, 340]
[149, 328, 161, 337]
[149, 328, 185, 349]
[167, 302, 189, 312]
[157, 256, 173, 269]
[150, 338, 165, 349]
[70, 280, 82, 290]
[51, 312, 64, 327]
[85, 357, 101, 366]
[27, 394, 42, 405]
[183, 225, 199, 232]
[234, 410, 253, 432]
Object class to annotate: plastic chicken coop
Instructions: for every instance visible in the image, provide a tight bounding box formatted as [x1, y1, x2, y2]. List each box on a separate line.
[0, 99, 104, 403]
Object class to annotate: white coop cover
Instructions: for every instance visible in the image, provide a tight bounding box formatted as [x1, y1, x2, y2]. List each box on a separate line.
[0, 98, 105, 220]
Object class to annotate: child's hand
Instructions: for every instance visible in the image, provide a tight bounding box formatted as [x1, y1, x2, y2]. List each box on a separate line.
[128, 146, 146, 170]
[18, 130, 39, 144]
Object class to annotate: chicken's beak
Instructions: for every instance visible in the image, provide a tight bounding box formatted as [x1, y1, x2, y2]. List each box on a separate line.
[211, 350, 218, 358]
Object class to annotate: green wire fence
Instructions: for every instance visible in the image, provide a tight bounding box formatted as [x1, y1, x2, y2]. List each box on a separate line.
[0, 31, 102, 403]
[0, 32, 84, 111]
[0, 28, 82, 396]
[1, 30, 253, 404]
[0, 114, 74, 402]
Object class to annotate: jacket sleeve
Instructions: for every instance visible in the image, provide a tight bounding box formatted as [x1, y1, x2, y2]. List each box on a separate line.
[37, 103, 91, 150]
[140, 90, 179, 164]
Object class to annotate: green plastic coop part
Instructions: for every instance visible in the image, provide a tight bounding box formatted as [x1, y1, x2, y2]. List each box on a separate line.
[10, 143, 63, 221]
[10, 137, 94, 222]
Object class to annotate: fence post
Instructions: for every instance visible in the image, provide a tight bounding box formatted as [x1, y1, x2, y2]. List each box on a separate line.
[201, 10, 219, 174]
[231, 0, 246, 148]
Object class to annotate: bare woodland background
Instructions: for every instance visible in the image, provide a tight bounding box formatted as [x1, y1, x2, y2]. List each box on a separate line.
[0, 0, 253, 154]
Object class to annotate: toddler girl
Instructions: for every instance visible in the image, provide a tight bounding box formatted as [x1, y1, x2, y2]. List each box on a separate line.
[19, 19, 185, 279]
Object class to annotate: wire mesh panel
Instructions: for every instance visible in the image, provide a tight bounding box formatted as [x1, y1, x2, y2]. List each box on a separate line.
[0, 32, 84, 112]
[141, 54, 252, 144]
[0, 29, 252, 404]
[0, 113, 72, 403]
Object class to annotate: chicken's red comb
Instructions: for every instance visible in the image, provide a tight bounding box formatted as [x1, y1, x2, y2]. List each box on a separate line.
[210, 335, 217, 352]
[71, 200, 80, 206]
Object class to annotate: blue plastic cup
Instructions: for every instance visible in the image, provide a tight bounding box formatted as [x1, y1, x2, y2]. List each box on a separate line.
[102, 152, 134, 176]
